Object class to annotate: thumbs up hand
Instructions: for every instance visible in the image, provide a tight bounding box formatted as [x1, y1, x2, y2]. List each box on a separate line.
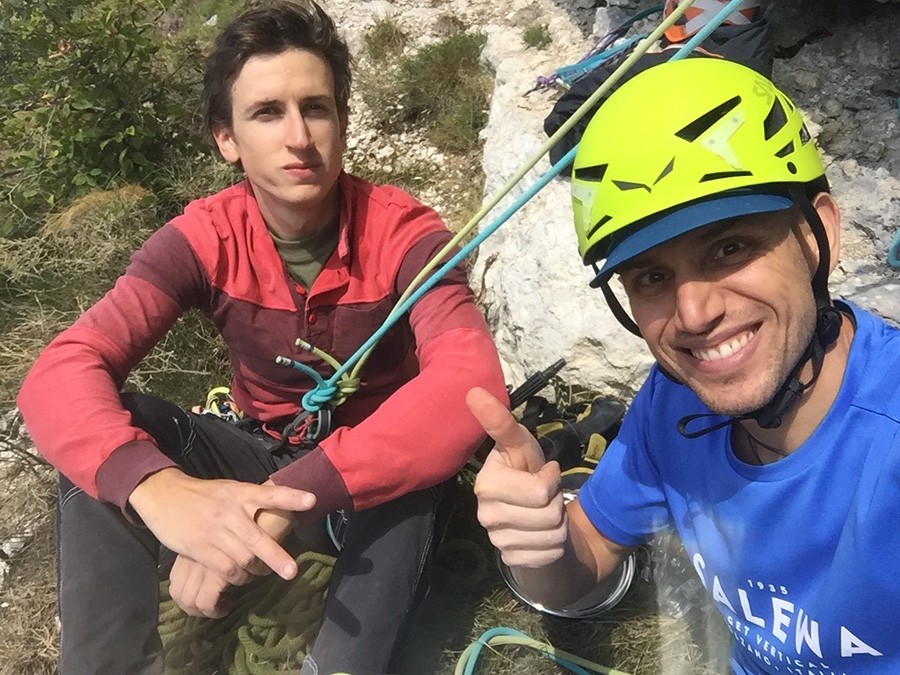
[466, 387, 568, 568]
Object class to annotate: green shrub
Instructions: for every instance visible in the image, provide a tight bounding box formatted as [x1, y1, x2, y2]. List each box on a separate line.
[0, 0, 206, 233]
[361, 31, 493, 153]
[364, 16, 408, 61]
[522, 22, 551, 49]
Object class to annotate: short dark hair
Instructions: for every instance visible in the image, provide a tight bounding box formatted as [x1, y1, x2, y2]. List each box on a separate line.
[202, 0, 352, 134]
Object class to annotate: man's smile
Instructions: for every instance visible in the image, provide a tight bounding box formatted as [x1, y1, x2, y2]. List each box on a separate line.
[688, 328, 758, 362]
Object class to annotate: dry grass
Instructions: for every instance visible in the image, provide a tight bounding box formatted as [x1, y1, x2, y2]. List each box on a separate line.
[0, 416, 57, 675]
[0, 182, 231, 673]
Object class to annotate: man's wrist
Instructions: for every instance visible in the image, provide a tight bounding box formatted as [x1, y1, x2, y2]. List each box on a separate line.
[127, 467, 187, 516]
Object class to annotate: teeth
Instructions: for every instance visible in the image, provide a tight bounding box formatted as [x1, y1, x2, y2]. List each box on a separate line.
[692, 332, 752, 362]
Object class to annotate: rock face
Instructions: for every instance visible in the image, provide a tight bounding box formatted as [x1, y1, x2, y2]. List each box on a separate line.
[474, 0, 900, 398]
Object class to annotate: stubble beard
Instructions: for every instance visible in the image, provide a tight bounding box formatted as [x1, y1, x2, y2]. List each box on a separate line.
[691, 318, 817, 418]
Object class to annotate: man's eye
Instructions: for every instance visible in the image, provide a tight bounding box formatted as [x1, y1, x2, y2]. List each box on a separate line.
[254, 107, 280, 118]
[715, 241, 748, 259]
[637, 270, 668, 287]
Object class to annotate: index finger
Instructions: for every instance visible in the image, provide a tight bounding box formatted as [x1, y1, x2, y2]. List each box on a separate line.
[239, 523, 298, 581]
[466, 387, 545, 473]
[253, 483, 317, 514]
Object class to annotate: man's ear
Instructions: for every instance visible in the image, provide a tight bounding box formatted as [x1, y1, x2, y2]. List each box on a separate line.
[811, 192, 842, 274]
[212, 123, 241, 165]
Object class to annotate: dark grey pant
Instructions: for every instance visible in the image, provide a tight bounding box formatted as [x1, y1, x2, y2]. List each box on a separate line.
[56, 393, 439, 675]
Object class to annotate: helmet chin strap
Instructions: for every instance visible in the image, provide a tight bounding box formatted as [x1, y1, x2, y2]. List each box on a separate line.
[677, 186, 842, 439]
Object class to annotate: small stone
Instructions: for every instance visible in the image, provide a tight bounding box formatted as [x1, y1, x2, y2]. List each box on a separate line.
[840, 158, 862, 178]
[792, 70, 819, 92]
[823, 100, 844, 118]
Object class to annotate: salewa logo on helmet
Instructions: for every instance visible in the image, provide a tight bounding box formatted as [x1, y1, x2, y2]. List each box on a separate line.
[611, 158, 675, 194]
[752, 77, 776, 107]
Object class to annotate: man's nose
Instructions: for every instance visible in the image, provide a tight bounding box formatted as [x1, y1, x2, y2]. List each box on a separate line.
[673, 278, 725, 335]
[285, 111, 314, 150]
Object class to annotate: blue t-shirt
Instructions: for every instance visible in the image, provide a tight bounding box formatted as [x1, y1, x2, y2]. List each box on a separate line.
[579, 302, 900, 674]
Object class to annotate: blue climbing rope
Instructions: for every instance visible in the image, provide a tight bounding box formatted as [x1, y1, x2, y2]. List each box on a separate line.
[455, 627, 634, 675]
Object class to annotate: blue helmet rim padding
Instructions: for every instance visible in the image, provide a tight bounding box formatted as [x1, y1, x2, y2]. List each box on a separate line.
[589, 192, 794, 288]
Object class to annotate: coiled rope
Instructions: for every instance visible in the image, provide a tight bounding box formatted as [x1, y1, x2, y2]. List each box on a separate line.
[158, 551, 335, 675]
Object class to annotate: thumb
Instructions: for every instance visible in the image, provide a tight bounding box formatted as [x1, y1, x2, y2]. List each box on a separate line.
[466, 387, 545, 474]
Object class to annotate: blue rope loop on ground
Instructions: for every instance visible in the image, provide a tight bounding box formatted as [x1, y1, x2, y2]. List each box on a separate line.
[459, 627, 594, 675]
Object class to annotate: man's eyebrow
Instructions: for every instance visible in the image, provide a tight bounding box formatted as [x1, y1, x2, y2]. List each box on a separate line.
[238, 98, 280, 117]
[241, 94, 333, 114]
[695, 218, 744, 240]
[615, 259, 645, 274]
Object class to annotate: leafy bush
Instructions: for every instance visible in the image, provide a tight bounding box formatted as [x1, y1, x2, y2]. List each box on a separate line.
[0, 0, 206, 234]
[522, 22, 551, 49]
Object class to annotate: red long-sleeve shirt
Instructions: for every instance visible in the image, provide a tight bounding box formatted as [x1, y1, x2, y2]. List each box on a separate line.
[17, 173, 507, 517]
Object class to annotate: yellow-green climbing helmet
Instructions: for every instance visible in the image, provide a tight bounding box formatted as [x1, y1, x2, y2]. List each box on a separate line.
[572, 57, 825, 282]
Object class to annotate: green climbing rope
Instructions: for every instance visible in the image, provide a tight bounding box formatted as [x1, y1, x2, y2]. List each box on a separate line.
[158, 551, 335, 675]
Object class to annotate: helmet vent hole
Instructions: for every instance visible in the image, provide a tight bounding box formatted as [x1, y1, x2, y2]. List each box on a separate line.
[799, 123, 811, 145]
[764, 99, 788, 141]
[787, 162, 798, 174]
[574, 164, 608, 182]
[675, 96, 741, 142]
[587, 215, 613, 238]
[699, 170, 753, 182]
[776, 141, 795, 158]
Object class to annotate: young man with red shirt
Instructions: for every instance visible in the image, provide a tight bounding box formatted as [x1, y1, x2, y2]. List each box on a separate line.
[18, 3, 506, 673]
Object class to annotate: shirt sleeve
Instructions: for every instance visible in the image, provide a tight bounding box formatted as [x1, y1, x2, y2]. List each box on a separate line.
[16, 224, 203, 503]
[577, 373, 673, 546]
[269, 236, 508, 515]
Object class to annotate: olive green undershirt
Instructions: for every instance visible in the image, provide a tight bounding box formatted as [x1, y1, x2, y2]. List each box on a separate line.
[269, 219, 340, 290]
